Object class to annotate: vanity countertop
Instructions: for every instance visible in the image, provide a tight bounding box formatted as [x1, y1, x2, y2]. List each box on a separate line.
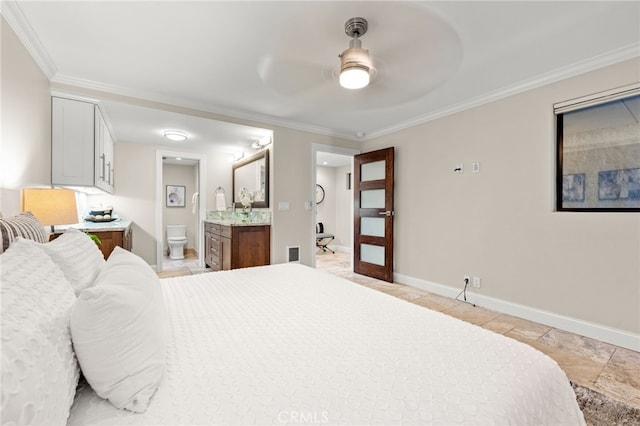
[205, 210, 271, 226]
[204, 218, 270, 227]
[58, 218, 132, 232]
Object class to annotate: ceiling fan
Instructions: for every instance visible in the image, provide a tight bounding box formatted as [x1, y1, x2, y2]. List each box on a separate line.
[256, 3, 462, 111]
[338, 17, 375, 90]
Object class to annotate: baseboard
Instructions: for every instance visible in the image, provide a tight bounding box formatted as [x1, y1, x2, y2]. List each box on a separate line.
[394, 272, 640, 352]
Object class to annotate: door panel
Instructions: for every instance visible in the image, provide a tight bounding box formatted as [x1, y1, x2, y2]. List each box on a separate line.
[360, 217, 385, 237]
[354, 147, 394, 282]
[360, 189, 385, 208]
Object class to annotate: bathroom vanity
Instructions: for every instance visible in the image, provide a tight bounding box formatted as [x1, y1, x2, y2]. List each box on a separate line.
[204, 216, 270, 271]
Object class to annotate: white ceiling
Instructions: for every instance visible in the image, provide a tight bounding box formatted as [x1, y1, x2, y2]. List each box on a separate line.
[4, 1, 639, 147]
[317, 151, 352, 168]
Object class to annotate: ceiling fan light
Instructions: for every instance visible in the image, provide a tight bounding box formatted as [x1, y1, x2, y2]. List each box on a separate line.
[340, 65, 370, 90]
[338, 17, 372, 90]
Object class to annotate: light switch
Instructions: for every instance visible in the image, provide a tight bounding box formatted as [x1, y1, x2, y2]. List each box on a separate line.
[278, 201, 290, 211]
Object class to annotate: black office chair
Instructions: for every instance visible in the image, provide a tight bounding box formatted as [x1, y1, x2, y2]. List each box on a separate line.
[316, 222, 335, 254]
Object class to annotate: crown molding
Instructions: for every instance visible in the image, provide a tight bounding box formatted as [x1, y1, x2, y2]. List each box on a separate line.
[51, 74, 361, 142]
[363, 43, 640, 141]
[1, 0, 57, 79]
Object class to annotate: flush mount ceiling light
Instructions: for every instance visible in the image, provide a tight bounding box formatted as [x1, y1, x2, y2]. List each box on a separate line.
[163, 130, 189, 142]
[339, 17, 372, 90]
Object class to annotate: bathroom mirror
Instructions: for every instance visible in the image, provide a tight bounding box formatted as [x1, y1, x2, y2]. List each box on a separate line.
[232, 149, 269, 208]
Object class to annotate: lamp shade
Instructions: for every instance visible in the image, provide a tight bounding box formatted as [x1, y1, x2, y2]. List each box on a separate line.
[20, 188, 78, 226]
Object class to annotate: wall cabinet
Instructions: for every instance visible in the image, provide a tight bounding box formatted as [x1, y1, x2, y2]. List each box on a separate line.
[52, 96, 114, 193]
[94, 110, 114, 193]
[204, 222, 270, 271]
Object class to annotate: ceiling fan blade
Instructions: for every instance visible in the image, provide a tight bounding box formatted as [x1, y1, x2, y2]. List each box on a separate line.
[258, 55, 335, 97]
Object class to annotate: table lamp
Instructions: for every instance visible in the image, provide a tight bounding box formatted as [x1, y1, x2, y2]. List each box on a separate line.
[20, 188, 78, 233]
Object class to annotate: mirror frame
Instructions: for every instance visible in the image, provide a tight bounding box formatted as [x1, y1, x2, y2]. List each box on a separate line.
[232, 149, 269, 208]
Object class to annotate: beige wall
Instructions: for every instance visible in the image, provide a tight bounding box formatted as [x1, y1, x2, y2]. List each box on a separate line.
[0, 17, 51, 214]
[365, 58, 640, 336]
[270, 129, 360, 264]
[334, 165, 353, 251]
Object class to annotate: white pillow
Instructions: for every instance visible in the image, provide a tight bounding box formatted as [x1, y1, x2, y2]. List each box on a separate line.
[0, 238, 80, 425]
[40, 228, 105, 295]
[70, 246, 167, 413]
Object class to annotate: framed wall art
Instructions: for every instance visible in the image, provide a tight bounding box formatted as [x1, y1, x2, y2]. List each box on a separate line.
[166, 185, 186, 207]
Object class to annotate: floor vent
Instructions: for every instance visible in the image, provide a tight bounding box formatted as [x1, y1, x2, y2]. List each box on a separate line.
[287, 245, 300, 263]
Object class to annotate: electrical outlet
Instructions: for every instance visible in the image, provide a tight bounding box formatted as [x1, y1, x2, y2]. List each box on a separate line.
[473, 276, 481, 288]
[464, 275, 470, 285]
[472, 161, 480, 173]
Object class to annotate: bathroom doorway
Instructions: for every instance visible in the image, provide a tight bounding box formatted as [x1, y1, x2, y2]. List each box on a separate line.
[155, 150, 206, 272]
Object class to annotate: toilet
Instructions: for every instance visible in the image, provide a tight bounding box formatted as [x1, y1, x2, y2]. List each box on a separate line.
[167, 225, 187, 260]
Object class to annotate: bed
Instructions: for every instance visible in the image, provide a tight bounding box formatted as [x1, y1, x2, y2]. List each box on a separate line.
[1, 214, 585, 425]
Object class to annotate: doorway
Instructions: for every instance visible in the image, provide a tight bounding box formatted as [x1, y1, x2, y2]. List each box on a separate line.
[311, 144, 359, 268]
[155, 150, 206, 272]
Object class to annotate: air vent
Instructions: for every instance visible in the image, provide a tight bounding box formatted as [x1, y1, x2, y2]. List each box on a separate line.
[287, 246, 300, 263]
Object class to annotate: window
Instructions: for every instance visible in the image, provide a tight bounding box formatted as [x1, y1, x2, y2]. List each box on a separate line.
[555, 84, 640, 211]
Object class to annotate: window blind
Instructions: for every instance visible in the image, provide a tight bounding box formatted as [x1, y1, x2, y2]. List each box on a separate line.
[553, 82, 640, 114]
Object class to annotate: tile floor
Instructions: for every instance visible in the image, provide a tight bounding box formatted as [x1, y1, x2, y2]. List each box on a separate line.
[156, 250, 640, 409]
[315, 250, 640, 410]
[158, 251, 206, 278]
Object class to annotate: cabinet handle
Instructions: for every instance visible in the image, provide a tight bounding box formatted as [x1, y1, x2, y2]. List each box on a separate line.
[106, 161, 111, 185]
[110, 168, 114, 187]
[100, 154, 106, 179]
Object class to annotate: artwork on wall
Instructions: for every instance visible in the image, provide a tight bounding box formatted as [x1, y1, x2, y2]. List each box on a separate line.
[598, 168, 640, 201]
[562, 173, 585, 202]
[555, 85, 640, 211]
[166, 185, 186, 207]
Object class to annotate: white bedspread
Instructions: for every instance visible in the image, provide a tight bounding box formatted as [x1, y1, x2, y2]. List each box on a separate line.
[68, 263, 585, 425]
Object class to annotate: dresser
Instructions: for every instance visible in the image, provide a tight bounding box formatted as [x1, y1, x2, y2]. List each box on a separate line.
[204, 222, 270, 271]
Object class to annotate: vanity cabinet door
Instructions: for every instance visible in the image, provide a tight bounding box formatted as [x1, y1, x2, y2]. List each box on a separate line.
[204, 223, 224, 271]
[230, 225, 270, 269]
[220, 236, 232, 271]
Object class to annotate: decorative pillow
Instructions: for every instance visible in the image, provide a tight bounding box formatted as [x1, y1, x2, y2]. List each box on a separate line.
[0, 212, 47, 254]
[39, 228, 105, 295]
[0, 238, 80, 425]
[70, 246, 167, 413]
